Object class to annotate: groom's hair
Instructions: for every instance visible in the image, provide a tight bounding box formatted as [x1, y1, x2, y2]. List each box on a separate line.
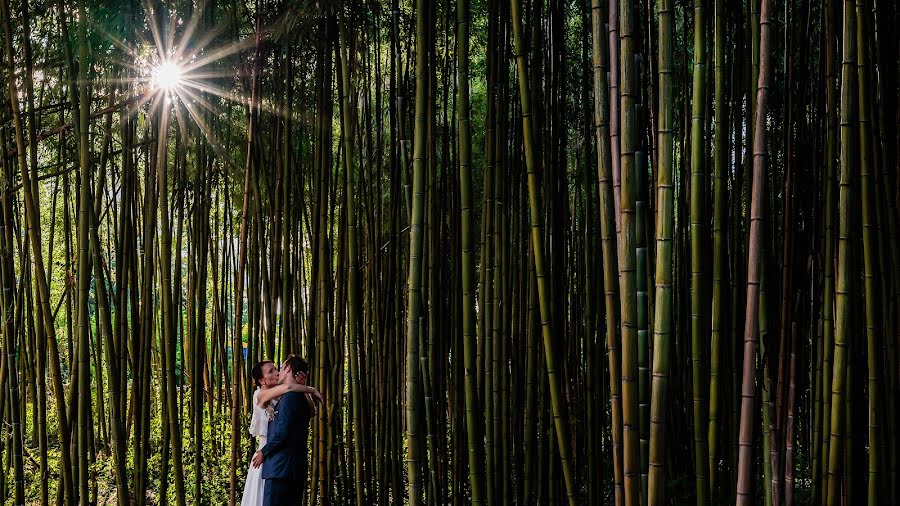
[284, 355, 309, 376]
[251, 361, 273, 387]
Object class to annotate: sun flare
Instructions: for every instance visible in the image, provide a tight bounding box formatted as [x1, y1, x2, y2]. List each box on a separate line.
[152, 61, 183, 91]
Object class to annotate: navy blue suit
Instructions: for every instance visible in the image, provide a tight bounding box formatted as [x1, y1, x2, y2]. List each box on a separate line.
[260, 391, 313, 506]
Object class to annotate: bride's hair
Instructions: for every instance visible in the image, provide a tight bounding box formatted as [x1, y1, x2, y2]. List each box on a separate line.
[251, 361, 273, 387]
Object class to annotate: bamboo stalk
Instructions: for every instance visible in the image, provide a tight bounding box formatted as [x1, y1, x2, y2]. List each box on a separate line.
[825, 0, 857, 501]
[708, 0, 728, 496]
[647, 0, 675, 500]
[735, 0, 774, 499]
[510, 0, 577, 502]
[592, 0, 625, 502]
[854, 2, 883, 503]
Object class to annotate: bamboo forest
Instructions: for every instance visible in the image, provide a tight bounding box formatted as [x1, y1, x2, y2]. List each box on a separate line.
[0, 0, 897, 503]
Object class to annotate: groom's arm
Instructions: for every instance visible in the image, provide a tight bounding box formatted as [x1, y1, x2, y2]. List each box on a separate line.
[259, 393, 298, 458]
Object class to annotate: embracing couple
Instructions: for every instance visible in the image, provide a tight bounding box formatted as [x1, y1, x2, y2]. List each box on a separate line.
[240, 355, 324, 506]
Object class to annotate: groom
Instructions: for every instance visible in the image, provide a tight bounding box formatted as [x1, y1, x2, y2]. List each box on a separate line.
[251, 355, 314, 505]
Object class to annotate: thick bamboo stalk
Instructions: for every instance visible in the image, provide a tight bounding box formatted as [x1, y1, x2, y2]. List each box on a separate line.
[456, 0, 485, 501]
[854, 2, 882, 503]
[735, 0, 774, 500]
[708, 0, 728, 496]
[77, 143, 91, 506]
[591, 0, 625, 503]
[405, 1, 428, 503]
[825, 0, 857, 502]
[817, 0, 838, 498]
[647, 0, 675, 500]
[618, 0, 642, 502]
[689, 0, 710, 500]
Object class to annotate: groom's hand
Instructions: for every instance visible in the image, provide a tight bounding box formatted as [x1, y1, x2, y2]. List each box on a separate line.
[251, 450, 264, 468]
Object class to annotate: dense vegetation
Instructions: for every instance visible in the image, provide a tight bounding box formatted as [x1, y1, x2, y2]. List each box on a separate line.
[0, 0, 897, 505]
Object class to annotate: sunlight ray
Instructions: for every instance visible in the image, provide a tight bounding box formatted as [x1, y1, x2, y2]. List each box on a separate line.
[178, 36, 262, 74]
[174, 88, 229, 162]
[172, 0, 205, 63]
[174, 84, 223, 117]
[179, 79, 284, 118]
[88, 20, 142, 60]
[176, 70, 251, 81]
[142, 2, 168, 62]
[174, 21, 232, 66]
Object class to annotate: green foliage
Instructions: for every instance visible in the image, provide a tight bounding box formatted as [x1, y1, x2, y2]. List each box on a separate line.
[6, 398, 242, 504]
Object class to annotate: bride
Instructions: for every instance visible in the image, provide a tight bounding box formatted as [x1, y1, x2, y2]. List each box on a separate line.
[240, 360, 323, 506]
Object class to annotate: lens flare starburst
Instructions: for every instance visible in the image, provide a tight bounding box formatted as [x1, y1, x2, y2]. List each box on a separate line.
[152, 61, 183, 91]
[92, 2, 299, 163]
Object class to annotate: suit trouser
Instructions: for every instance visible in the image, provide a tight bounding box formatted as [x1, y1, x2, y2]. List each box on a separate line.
[263, 477, 303, 506]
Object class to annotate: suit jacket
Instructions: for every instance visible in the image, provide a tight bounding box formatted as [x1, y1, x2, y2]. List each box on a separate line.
[260, 391, 313, 481]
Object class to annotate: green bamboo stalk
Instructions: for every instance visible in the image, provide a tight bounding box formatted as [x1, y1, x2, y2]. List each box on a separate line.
[482, 6, 497, 496]
[591, 0, 625, 503]
[338, 19, 366, 506]
[491, 139, 503, 506]
[405, 1, 428, 503]
[75, 2, 94, 503]
[689, 0, 710, 500]
[457, 0, 485, 500]
[708, 0, 727, 496]
[817, 0, 837, 498]
[618, 0, 641, 502]
[484, 162, 496, 504]
[854, 2, 882, 503]
[509, 0, 576, 503]
[647, 0, 675, 500]
[825, 0, 856, 502]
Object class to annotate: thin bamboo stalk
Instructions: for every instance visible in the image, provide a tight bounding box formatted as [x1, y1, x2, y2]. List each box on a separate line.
[510, 0, 577, 502]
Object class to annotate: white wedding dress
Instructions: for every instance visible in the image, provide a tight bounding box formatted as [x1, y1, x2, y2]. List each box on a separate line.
[241, 389, 273, 506]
